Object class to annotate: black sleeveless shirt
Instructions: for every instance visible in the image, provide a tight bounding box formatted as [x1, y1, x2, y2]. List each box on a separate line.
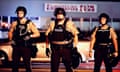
[95, 26, 111, 44]
[13, 19, 31, 45]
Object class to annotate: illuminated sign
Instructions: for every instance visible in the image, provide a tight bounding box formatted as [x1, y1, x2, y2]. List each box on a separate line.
[45, 3, 97, 13]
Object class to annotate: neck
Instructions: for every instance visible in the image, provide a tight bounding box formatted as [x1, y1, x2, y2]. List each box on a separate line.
[18, 17, 27, 24]
[57, 18, 65, 24]
[100, 24, 109, 29]
[19, 17, 26, 21]
[101, 24, 107, 27]
[18, 16, 25, 20]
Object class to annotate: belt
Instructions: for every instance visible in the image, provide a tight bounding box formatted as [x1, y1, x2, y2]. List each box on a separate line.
[51, 40, 72, 45]
[98, 43, 112, 46]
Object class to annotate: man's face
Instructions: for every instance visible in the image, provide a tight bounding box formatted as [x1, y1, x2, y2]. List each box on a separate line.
[17, 11, 25, 19]
[56, 13, 65, 21]
[100, 17, 107, 25]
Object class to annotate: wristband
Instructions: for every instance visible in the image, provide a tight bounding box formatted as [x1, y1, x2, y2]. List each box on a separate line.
[89, 51, 92, 53]
[30, 35, 33, 38]
[115, 51, 118, 52]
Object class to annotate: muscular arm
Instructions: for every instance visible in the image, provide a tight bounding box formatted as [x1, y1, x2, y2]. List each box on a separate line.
[8, 21, 17, 41]
[89, 27, 97, 57]
[73, 33, 78, 47]
[89, 27, 97, 52]
[73, 26, 79, 47]
[29, 22, 40, 38]
[45, 21, 54, 48]
[110, 28, 118, 52]
[67, 20, 79, 47]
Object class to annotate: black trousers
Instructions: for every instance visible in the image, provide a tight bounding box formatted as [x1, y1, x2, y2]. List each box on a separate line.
[12, 46, 32, 72]
[50, 44, 73, 72]
[94, 45, 112, 72]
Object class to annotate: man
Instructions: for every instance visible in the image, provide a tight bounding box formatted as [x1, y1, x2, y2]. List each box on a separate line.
[45, 7, 79, 72]
[8, 6, 40, 72]
[89, 13, 118, 72]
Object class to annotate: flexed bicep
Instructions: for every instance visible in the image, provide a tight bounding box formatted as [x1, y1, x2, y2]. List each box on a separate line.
[30, 22, 40, 38]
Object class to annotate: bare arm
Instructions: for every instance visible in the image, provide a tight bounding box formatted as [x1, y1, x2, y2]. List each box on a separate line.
[110, 28, 118, 52]
[89, 33, 96, 52]
[45, 21, 54, 48]
[8, 21, 17, 41]
[73, 26, 79, 48]
[67, 20, 79, 47]
[89, 27, 97, 57]
[29, 22, 40, 38]
[89, 28, 98, 51]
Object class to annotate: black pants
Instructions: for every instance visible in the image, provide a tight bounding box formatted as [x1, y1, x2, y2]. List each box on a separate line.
[50, 44, 73, 72]
[94, 45, 112, 72]
[12, 46, 32, 72]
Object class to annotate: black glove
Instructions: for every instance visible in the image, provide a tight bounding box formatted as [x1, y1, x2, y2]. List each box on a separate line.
[72, 47, 78, 53]
[46, 48, 50, 57]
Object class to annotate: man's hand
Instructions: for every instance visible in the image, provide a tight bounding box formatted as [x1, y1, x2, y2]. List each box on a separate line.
[113, 52, 118, 57]
[46, 48, 50, 57]
[89, 51, 93, 58]
[9, 40, 15, 45]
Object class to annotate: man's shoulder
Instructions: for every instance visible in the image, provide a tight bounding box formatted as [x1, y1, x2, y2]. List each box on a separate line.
[66, 19, 74, 25]
[49, 20, 55, 26]
[11, 20, 17, 25]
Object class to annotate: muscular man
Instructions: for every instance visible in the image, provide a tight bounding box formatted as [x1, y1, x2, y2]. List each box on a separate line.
[89, 13, 118, 72]
[45, 8, 79, 72]
[8, 6, 40, 72]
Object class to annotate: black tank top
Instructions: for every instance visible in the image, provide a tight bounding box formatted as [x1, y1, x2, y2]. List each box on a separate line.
[13, 19, 31, 45]
[48, 18, 73, 41]
[95, 26, 111, 44]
